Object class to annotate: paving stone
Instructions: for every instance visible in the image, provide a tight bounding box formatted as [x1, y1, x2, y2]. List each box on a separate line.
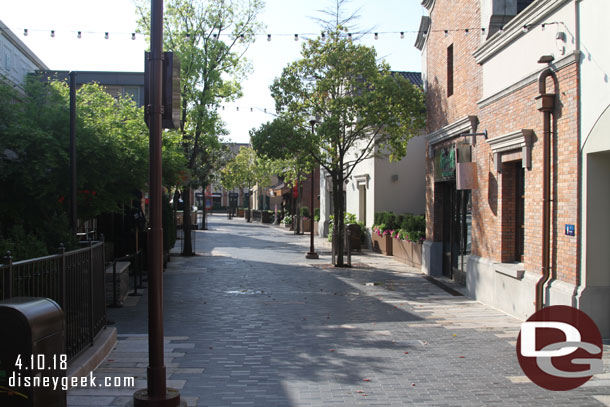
[70, 214, 610, 406]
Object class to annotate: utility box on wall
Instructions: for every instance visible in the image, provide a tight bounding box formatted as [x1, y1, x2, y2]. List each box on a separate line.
[0, 297, 66, 407]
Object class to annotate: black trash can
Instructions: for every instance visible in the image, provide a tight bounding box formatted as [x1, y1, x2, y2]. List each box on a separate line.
[0, 297, 66, 407]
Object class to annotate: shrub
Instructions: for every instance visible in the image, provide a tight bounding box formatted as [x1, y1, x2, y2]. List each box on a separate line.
[282, 215, 293, 225]
[314, 208, 320, 222]
[300, 206, 310, 218]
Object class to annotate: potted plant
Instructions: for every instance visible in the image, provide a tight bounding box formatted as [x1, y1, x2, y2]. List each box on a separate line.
[388, 214, 425, 266]
[282, 215, 293, 228]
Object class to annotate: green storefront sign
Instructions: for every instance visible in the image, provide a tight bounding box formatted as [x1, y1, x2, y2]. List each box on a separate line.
[434, 147, 456, 181]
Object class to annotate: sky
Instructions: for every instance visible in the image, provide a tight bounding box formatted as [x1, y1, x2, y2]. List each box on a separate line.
[1, 0, 426, 143]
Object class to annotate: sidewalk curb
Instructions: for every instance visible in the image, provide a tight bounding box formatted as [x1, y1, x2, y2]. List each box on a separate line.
[67, 326, 117, 379]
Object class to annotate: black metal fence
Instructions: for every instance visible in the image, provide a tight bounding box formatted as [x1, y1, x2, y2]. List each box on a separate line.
[0, 241, 106, 360]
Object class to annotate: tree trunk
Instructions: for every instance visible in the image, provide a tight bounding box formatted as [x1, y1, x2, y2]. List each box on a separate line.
[201, 183, 208, 230]
[295, 179, 301, 235]
[182, 187, 194, 256]
[333, 170, 345, 266]
[247, 183, 252, 222]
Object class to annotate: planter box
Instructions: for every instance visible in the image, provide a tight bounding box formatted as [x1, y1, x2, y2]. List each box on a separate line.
[237, 208, 245, 217]
[313, 221, 319, 236]
[261, 211, 273, 223]
[301, 218, 312, 233]
[392, 239, 423, 267]
[371, 232, 393, 256]
[105, 261, 130, 306]
[283, 222, 292, 228]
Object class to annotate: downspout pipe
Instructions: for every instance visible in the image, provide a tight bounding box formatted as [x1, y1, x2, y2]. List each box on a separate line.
[535, 66, 558, 311]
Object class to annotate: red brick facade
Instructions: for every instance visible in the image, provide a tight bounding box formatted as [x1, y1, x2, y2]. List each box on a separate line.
[422, 0, 580, 290]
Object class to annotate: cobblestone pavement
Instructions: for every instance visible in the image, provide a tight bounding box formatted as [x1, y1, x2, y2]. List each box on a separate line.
[69, 213, 610, 406]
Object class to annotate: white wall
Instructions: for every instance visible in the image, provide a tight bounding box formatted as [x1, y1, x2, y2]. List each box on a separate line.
[579, 0, 610, 150]
[479, 2, 576, 99]
[374, 135, 427, 217]
[0, 23, 47, 87]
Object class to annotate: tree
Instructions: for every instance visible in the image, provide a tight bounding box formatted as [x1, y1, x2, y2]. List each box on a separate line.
[270, 30, 425, 266]
[250, 117, 315, 233]
[0, 77, 186, 260]
[135, 0, 264, 255]
[220, 146, 273, 221]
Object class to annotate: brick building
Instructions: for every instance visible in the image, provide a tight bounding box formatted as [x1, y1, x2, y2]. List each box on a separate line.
[416, 0, 609, 335]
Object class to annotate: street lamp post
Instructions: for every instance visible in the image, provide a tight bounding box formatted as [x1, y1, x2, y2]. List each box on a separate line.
[133, 0, 181, 405]
[306, 118, 319, 260]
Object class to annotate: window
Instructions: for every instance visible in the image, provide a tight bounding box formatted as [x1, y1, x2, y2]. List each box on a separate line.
[501, 161, 525, 262]
[517, 0, 534, 14]
[447, 44, 454, 97]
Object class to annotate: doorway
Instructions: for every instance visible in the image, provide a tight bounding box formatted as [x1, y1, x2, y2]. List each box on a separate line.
[440, 181, 471, 282]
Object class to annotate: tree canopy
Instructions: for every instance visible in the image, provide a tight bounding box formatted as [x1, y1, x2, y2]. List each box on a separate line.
[135, 0, 264, 254]
[0, 77, 186, 260]
[270, 28, 426, 265]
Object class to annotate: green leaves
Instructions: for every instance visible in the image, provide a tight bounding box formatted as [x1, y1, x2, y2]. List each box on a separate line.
[135, 0, 264, 188]
[0, 77, 187, 253]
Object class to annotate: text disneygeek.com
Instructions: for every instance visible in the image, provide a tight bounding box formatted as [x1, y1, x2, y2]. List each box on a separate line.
[9, 372, 135, 391]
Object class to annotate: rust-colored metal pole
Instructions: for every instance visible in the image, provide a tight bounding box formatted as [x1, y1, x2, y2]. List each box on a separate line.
[69, 71, 77, 235]
[306, 168, 318, 259]
[306, 120, 318, 259]
[134, 0, 180, 405]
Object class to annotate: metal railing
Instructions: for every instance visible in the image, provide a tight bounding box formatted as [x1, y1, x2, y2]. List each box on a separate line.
[1, 241, 106, 360]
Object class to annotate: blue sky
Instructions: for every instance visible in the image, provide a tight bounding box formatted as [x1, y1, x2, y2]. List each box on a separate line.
[2, 0, 426, 142]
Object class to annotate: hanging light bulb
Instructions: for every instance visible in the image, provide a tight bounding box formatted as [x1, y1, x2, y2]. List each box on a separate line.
[465, 28, 469, 34]
[347, 32, 352, 41]
[541, 23, 546, 31]
[294, 34, 299, 41]
[131, 33, 136, 40]
[250, 107, 253, 112]
[374, 32, 379, 40]
[104, 32, 109, 39]
[240, 33, 245, 42]
[522, 25, 529, 33]
[77, 31, 82, 39]
[499, 26, 504, 34]
[267, 34, 271, 41]
[321, 32, 326, 41]
[23, 29, 28, 36]
[51, 30, 55, 38]
[400, 31, 404, 39]
[444, 30, 448, 37]
[185, 32, 191, 39]
[213, 33, 218, 40]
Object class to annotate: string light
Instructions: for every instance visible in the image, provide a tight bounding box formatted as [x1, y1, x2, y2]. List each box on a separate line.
[10, 23, 563, 43]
